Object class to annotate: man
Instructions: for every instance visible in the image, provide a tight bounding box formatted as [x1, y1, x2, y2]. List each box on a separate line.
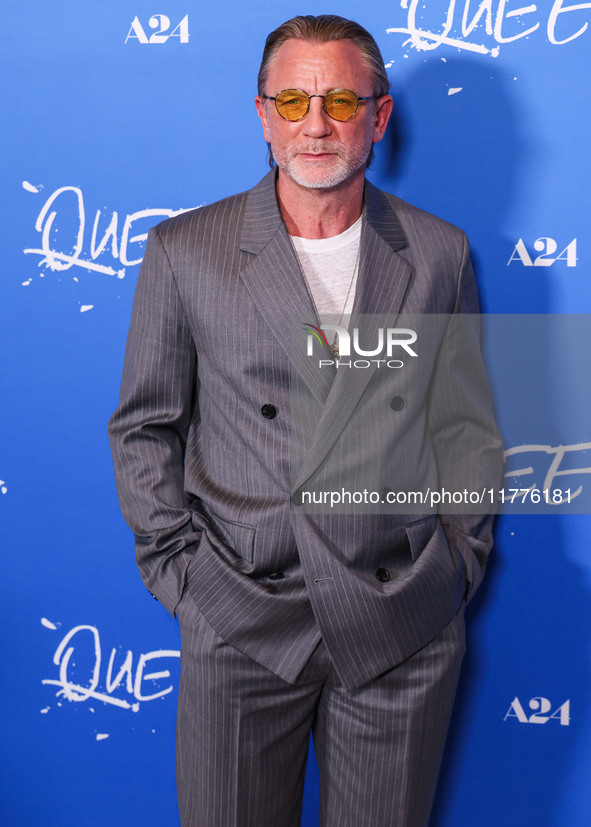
[108, 14, 501, 827]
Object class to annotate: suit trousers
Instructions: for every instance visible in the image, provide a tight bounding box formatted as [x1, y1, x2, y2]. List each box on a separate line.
[176, 592, 466, 827]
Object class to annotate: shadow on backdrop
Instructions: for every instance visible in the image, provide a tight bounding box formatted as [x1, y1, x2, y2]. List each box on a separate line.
[377, 55, 552, 314]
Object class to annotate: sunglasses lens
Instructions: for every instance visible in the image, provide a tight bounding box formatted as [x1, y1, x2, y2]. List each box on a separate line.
[275, 90, 310, 121]
[324, 89, 359, 121]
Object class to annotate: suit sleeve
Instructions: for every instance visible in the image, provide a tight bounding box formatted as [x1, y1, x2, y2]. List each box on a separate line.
[108, 225, 201, 617]
[428, 233, 504, 601]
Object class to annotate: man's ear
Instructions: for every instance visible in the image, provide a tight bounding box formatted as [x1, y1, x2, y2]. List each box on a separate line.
[372, 95, 394, 144]
[255, 96, 272, 143]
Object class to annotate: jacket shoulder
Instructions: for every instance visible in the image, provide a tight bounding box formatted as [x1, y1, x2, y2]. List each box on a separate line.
[381, 189, 468, 246]
[153, 188, 250, 244]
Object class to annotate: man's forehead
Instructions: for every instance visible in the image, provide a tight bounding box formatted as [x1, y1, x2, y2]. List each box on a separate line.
[266, 37, 369, 84]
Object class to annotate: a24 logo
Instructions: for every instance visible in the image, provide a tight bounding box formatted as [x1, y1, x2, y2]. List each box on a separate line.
[504, 696, 570, 726]
[508, 237, 577, 267]
[125, 14, 189, 44]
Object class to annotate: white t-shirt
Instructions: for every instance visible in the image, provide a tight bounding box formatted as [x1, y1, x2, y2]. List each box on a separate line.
[290, 216, 362, 331]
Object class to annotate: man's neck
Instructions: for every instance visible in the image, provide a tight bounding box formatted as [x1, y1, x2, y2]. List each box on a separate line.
[276, 168, 365, 239]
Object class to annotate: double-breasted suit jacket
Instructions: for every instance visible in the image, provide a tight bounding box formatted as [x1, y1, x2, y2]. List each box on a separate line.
[108, 169, 502, 691]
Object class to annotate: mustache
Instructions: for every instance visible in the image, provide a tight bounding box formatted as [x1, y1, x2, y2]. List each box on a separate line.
[291, 142, 346, 156]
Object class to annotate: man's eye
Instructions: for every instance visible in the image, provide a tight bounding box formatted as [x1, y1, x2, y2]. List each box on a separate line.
[286, 98, 303, 106]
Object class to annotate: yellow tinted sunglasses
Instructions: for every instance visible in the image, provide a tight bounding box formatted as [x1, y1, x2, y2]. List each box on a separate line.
[265, 89, 377, 122]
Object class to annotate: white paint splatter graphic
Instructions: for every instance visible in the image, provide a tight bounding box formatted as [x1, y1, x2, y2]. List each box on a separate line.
[96, 733, 110, 741]
[385, 0, 588, 58]
[41, 617, 58, 630]
[0, 480, 7, 495]
[448, 87, 463, 96]
[22, 181, 41, 193]
[42, 624, 180, 710]
[80, 305, 94, 313]
[23, 184, 198, 284]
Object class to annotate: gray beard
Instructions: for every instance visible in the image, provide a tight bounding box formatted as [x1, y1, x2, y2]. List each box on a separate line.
[270, 139, 372, 190]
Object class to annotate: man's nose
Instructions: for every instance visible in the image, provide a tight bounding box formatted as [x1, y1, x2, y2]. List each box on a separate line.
[302, 97, 332, 138]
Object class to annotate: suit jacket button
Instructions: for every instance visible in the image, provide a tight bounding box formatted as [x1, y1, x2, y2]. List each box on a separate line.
[268, 572, 284, 580]
[261, 404, 277, 419]
[389, 396, 404, 411]
[292, 489, 304, 506]
[376, 568, 391, 582]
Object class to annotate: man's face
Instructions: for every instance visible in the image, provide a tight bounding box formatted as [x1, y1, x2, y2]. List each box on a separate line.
[255, 39, 392, 191]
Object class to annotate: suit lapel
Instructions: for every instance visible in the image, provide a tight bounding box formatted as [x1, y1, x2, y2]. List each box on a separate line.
[239, 170, 336, 407]
[237, 171, 414, 490]
[292, 181, 414, 491]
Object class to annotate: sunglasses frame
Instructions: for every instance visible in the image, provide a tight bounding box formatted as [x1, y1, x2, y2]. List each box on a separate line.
[264, 88, 377, 122]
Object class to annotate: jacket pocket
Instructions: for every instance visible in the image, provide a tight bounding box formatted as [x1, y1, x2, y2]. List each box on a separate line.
[405, 515, 437, 561]
[203, 508, 256, 564]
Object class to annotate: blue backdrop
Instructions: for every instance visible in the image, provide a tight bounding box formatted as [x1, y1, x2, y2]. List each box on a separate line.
[3, 2, 591, 824]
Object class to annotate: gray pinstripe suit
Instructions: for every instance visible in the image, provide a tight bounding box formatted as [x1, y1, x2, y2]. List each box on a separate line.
[108, 169, 501, 826]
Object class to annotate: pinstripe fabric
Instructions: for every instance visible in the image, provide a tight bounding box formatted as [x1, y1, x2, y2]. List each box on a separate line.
[175, 586, 465, 827]
[108, 168, 500, 685]
[176, 592, 325, 827]
[108, 168, 500, 824]
[314, 605, 466, 827]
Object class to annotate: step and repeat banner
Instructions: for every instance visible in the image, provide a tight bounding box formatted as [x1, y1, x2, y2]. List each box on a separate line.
[2, 2, 591, 825]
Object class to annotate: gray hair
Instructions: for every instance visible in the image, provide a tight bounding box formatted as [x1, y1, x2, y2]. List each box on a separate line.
[258, 15, 391, 168]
